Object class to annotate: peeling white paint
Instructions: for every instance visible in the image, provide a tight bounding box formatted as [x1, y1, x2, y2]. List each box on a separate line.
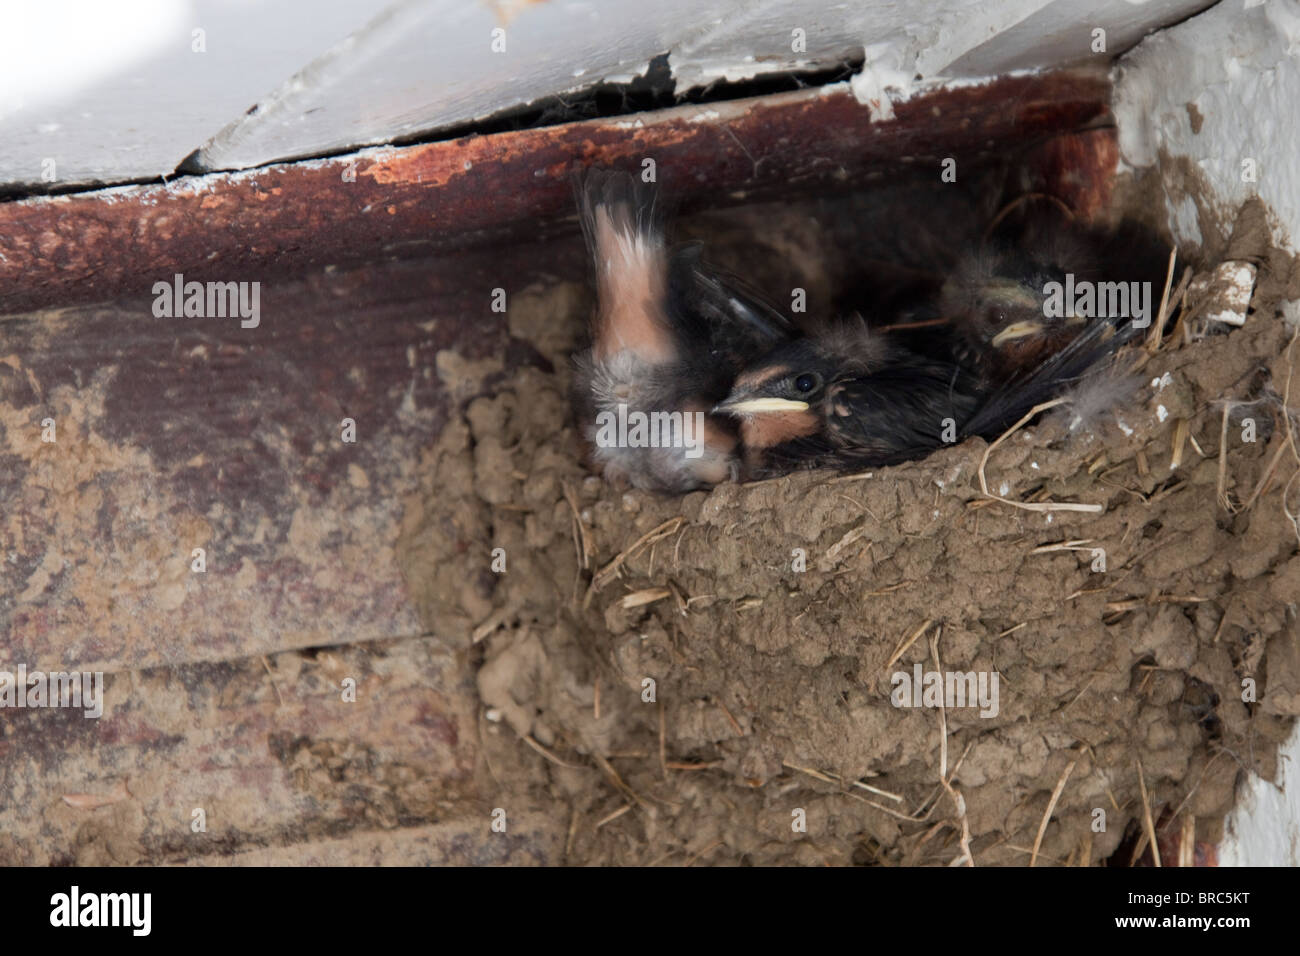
[1219, 726, 1300, 866]
[1, 0, 1218, 185]
[0, 0, 393, 186]
[1115, 0, 1300, 251]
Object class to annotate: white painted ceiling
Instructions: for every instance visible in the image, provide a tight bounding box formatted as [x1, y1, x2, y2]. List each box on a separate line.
[0, 0, 1215, 189]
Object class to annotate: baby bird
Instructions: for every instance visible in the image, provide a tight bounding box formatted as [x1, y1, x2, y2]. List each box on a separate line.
[712, 321, 983, 476]
[714, 214, 1164, 478]
[939, 212, 1164, 382]
[573, 170, 793, 492]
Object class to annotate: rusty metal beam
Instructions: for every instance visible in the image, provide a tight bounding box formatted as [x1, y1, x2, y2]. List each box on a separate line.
[0, 71, 1111, 315]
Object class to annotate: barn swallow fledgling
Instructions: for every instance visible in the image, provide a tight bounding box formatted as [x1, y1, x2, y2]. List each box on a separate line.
[714, 215, 1164, 478]
[939, 212, 1163, 382]
[711, 321, 984, 476]
[573, 170, 794, 492]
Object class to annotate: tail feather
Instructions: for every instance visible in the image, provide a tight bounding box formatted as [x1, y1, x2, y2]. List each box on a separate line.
[575, 170, 674, 364]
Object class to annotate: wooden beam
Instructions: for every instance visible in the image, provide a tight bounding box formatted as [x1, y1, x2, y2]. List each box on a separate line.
[0, 71, 1111, 315]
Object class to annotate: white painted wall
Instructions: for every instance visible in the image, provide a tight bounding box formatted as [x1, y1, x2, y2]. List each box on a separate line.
[1220, 723, 1300, 865]
[0, 0, 1214, 187]
[0, 0, 392, 187]
[1115, 0, 1300, 866]
[1115, 0, 1300, 251]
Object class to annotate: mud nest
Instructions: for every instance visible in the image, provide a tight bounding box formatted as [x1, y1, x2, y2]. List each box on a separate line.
[397, 183, 1300, 866]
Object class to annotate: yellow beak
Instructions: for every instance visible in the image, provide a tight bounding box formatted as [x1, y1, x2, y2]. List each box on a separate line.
[716, 397, 810, 414]
[990, 321, 1044, 347]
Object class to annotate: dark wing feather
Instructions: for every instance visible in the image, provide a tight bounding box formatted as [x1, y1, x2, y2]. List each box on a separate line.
[667, 242, 795, 361]
[960, 317, 1141, 438]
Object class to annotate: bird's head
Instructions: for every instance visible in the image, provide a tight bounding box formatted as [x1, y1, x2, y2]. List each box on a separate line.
[712, 335, 884, 450]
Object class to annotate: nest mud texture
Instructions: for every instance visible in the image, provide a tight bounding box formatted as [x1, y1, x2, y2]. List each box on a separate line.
[398, 197, 1300, 866]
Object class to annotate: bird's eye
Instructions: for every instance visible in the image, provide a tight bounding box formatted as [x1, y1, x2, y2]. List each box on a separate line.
[794, 373, 819, 393]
